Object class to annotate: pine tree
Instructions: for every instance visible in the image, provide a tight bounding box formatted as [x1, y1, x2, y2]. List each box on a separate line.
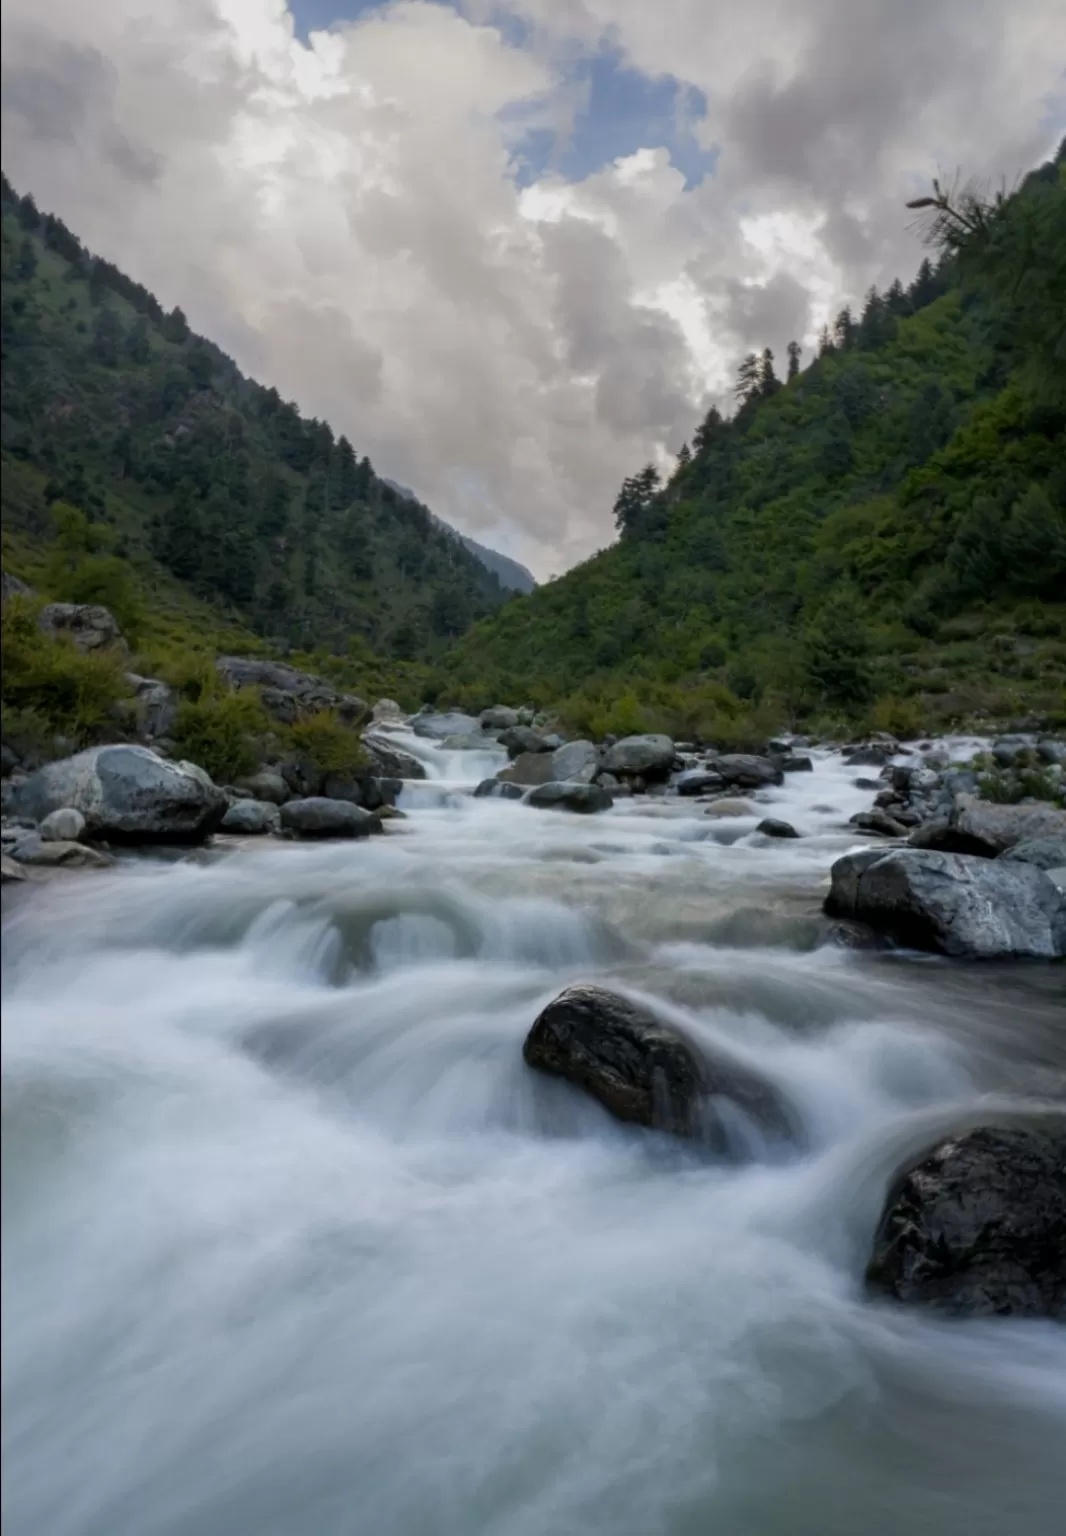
[17, 194, 41, 231]
[734, 352, 760, 403]
[127, 316, 151, 364]
[676, 442, 692, 468]
[758, 347, 780, 396]
[163, 306, 190, 344]
[14, 237, 37, 280]
[817, 325, 835, 357]
[786, 340, 802, 380]
[833, 306, 855, 349]
[90, 306, 123, 367]
[692, 406, 724, 455]
[613, 464, 661, 536]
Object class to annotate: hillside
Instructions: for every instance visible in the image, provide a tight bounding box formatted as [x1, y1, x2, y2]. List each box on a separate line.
[382, 480, 536, 594]
[0, 173, 510, 668]
[439, 144, 1066, 738]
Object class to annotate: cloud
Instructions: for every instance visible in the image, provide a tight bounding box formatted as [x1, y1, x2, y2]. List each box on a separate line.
[2, 0, 1063, 576]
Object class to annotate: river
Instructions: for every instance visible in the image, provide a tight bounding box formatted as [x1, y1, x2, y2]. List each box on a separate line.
[2, 735, 1064, 1536]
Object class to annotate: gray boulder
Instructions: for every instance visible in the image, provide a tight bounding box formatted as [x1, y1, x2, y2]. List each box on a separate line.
[498, 725, 553, 758]
[602, 734, 676, 780]
[472, 779, 525, 800]
[778, 754, 814, 773]
[498, 752, 557, 787]
[757, 818, 799, 839]
[411, 710, 480, 741]
[7, 834, 113, 869]
[39, 807, 87, 843]
[12, 746, 227, 844]
[38, 602, 126, 653]
[480, 706, 519, 730]
[914, 794, 1066, 857]
[525, 782, 612, 814]
[441, 732, 494, 750]
[1, 852, 27, 884]
[850, 808, 909, 838]
[551, 739, 600, 784]
[371, 699, 407, 725]
[1000, 836, 1066, 873]
[523, 984, 797, 1154]
[362, 733, 427, 781]
[216, 656, 367, 726]
[844, 743, 895, 767]
[235, 770, 291, 805]
[866, 1125, 1066, 1318]
[220, 799, 279, 834]
[825, 848, 1066, 959]
[707, 753, 783, 788]
[279, 798, 380, 838]
[673, 768, 725, 796]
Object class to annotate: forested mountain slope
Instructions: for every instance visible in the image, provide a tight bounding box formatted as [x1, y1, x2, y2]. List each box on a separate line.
[0, 173, 509, 663]
[440, 143, 1066, 736]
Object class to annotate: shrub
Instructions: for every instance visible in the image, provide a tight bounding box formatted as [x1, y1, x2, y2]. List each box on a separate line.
[1, 595, 131, 740]
[868, 694, 926, 739]
[287, 709, 368, 775]
[171, 691, 269, 783]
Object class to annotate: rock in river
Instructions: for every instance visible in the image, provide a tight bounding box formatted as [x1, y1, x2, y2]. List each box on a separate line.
[866, 1124, 1066, 1318]
[706, 754, 783, 788]
[525, 782, 612, 814]
[12, 746, 227, 844]
[473, 779, 525, 801]
[279, 798, 380, 839]
[825, 848, 1066, 959]
[911, 794, 1066, 858]
[757, 817, 800, 839]
[601, 734, 675, 780]
[221, 799, 280, 834]
[523, 984, 797, 1154]
[551, 739, 600, 784]
[39, 807, 87, 843]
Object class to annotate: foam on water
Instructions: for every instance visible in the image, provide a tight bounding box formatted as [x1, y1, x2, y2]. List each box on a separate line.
[3, 740, 1064, 1536]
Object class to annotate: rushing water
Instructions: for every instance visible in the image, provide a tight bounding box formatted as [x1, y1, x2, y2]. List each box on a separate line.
[3, 737, 1064, 1536]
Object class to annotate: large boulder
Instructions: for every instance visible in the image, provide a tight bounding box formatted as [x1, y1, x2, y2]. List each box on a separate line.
[706, 753, 783, 789]
[480, 706, 519, 730]
[1000, 836, 1066, 873]
[602, 734, 676, 781]
[673, 768, 725, 796]
[912, 794, 1066, 857]
[498, 752, 557, 787]
[371, 699, 407, 726]
[551, 739, 600, 784]
[523, 984, 797, 1154]
[410, 710, 480, 741]
[866, 1125, 1066, 1318]
[38, 602, 127, 654]
[221, 799, 280, 834]
[279, 798, 379, 838]
[525, 782, 612, 814]
[825, 848, 1066, 959]
[12, 746, 227, 844]
[498, 725, 553, 758]
[216, 656, 367, 726]
[362, 733, 427, 781]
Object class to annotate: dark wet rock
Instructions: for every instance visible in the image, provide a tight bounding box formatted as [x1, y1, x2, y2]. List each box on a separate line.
[7, 833, 113, 869]
[38, 602, 127, 654]
[602, 734, 676, 780]
[480, 706, 519, 730]
[844, 741, 897, 767]
[362, 733, 427, 782]
[866, 1125, 1066, 1318]
[234, 770, 290, 804]
[525, 782, 613, 814]
[778, 754, 814, 773]
[816, 918, 891, 951]
[523, 984, 798, 1153]
[999, 836, 1066, 873]
[757, 818, 800, 839]
[706, 753, 783, 789]
[551, 740, 600, 784]
[473, 779, 525, 801]
[411, 710, 481, 741]
[11, 745, 226, 844]
[673, 768, 726, 796]
[825, 848, 1066, 959]
[220, 799, 279, 834]
[498, 725, 553, 758]
[911, 794, 1066, 858]
[280, 759, 324, 799]
[849, 809, 909, 838]
[278, 798, 380, 838]
[498, 752, 557, 787]
[853, 777, 883, 791]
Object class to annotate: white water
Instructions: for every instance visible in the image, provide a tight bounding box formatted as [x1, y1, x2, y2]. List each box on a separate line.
[3, 739, 1064, 1536]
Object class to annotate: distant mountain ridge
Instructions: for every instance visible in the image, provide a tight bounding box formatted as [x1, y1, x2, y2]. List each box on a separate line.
[383, 480, 536, 593]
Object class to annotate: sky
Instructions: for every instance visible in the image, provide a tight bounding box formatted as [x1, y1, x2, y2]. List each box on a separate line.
[2, 2, 1063, 578]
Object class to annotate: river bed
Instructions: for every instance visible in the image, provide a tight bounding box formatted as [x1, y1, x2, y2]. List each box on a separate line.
[3, 737, 1064, 1536]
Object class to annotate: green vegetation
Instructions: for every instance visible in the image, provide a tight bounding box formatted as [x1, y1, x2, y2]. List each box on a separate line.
[1, 173, 508, 671]
[0, 594, 132, 753]
[438, 143, 1066, 737]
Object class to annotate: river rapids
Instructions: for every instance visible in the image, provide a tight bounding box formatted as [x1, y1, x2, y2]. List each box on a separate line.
[3, 736, 1064, 1536]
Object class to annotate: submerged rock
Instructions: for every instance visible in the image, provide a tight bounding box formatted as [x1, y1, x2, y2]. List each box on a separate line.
[866, 1124, 1066, 1318]
[825, 848, 1066, 959]
[523, 984, 797, 1153]
[279, 798, 380, 838]
[498, 752, 557, 787]
[757, 817, 800, 839]
[472, 779, 525, 800]
[12, 746, 226, 844]
[525, 782, 612, 814]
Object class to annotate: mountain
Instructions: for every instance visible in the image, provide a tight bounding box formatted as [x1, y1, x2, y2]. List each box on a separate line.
[0, 174, 509, 668]
[438, 144, 1066, 737]
[382, 480, 536, 594]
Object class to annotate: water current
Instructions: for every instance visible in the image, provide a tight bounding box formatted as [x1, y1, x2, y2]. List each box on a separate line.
[3, 734, 1064, 1535]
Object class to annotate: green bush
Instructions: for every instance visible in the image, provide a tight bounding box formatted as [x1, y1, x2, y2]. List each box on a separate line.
[1, 595, 131, 740]
[171, 691, 269, 783]
[287, 709, 368, 776]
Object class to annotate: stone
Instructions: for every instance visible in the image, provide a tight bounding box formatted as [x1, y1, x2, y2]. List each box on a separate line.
[480, 706, 519, 730]
[11, 745, 227, 844]
[132, 680, 178, 739]
[498, 725, 553, 758]
[673, 768, 725, 796]
[410, 710, 481, 741]
[472, 779, 525, 800]
[279, 759, 323, 799]
[371, 698, 407, 725]
[602, 734, 676, 780]
[757, 818, 800, 839]
[1, 852, 28, 883]
[866, 1125, 1066, 1318]
[1036, 740, 1066, 766]
[216, 656, 367, 727]
[220, 799, 279, 834]
[1, 569, 35, 604]
[913, 794, 1066, 858]
[278, 798, 380, 838]
[849, 809, 909, 838]
[551, 739, 600, 784]
[441, 733, 494, 750]
[525, 782, 612, 814]
[999, 837, 1066, 873]
[39, 807, 87, 843]
[523, 984, 797, 1154]
[38, 602, 127, 654]
[706, 753, 784, 788]
[852, 777, 883, 791]
[844, 743, 895, 767]
[497, 752, 557, 788]
[362, 733, 427, 782]
[8, 834, 113, 869]
[703, 799, 755, 818]
[235, 770, 290, 805]
[778, 754, 814, 773]
[825, 848, 1066, 959]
